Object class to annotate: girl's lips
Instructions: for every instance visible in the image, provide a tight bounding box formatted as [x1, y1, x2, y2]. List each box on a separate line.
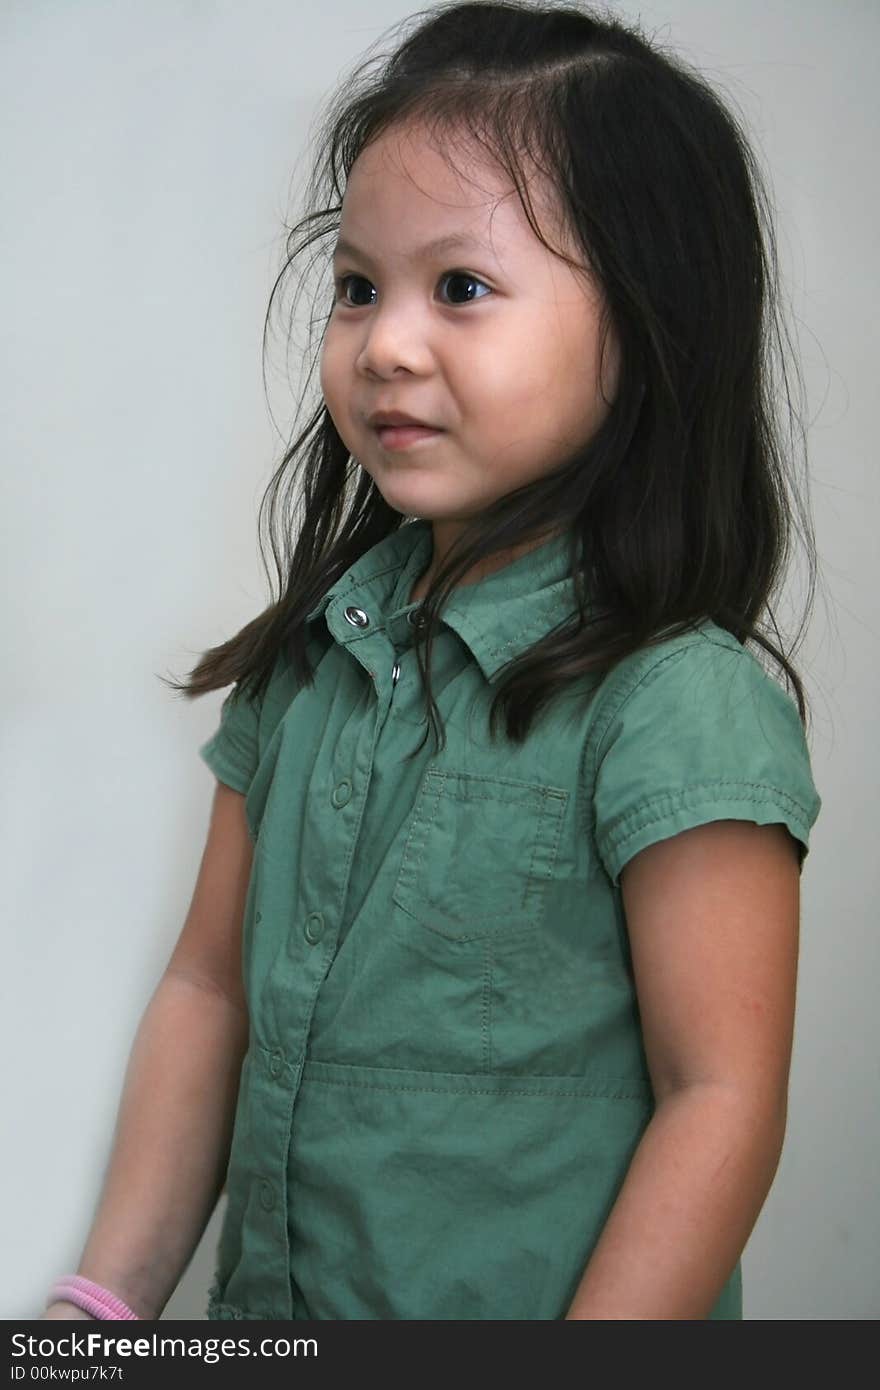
[374, 424, 444, 450]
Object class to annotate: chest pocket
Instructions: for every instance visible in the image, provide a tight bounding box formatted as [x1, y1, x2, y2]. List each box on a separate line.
[391, 766, 567, 942]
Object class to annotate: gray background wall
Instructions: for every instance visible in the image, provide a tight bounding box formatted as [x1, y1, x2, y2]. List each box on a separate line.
[2, 0, 876, 1320]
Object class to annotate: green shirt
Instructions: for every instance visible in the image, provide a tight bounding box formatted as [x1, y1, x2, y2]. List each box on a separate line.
[198, 518, 821, 1321]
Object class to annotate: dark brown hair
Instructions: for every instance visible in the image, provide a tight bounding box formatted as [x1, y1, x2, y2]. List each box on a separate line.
[162, 0, 822, 758]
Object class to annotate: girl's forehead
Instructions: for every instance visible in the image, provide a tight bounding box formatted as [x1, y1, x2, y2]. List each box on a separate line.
[343, 126, 571, 262]
[350, 124, 512, 202]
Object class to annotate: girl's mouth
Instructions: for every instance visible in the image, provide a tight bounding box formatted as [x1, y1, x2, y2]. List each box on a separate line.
[374, 425, 444, 450]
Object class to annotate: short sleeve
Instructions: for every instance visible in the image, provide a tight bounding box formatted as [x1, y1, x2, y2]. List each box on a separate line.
[198, 681, 262, 795]
[591, 635, 822, 888]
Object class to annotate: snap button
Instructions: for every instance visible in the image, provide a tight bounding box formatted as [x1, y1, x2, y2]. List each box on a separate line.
[406, 608, 425, 628]
[269, 1048, 284, 1079]
[343, 605, 370, 628]
[258, 1180, 275, 1211]
[304, 913, 325, 945]
[332, 779, 352, 808]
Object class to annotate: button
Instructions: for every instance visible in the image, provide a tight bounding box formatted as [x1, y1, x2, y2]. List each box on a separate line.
[304, 913, 325, 945]
[391, 658, 400, 687]
[406, 608, 425, 628]
[332, 779, 352, 808]
[269, 1048, 284, 1079]
[343, 605, 370, 628]
[258, 1180, 275, 1212]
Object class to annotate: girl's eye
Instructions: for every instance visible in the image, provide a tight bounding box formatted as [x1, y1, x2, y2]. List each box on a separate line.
[333, 270, 492, 308]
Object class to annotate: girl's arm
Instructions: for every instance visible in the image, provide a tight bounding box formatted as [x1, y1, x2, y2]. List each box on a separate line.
[565, 818, 799, 1319]
[44, 781, 253, 1321]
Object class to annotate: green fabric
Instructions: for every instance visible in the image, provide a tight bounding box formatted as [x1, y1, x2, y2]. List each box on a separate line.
[198, 518, 820, 1321]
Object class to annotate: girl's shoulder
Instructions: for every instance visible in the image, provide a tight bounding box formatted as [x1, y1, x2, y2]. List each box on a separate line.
[197, 628, 323, 798]
[591, 617, 780, 724]
[587, 618, 821, 887]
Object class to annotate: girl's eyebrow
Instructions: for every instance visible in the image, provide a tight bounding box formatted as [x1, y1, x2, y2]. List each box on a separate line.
[332, 232, 497, 265]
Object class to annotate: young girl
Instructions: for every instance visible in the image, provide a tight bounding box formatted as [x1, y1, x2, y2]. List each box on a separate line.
[45, 1, 822, 1322]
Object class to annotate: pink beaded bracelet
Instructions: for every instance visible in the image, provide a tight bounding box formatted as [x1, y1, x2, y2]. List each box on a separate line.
[48, 1275, 140, 1320]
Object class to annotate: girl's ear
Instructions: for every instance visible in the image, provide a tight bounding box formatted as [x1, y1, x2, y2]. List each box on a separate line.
[599, 322, 621, 406]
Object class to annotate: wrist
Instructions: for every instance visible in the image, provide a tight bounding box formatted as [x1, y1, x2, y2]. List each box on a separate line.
[47, 1275, 141, 1321]
[43, 1300, 97, 1321]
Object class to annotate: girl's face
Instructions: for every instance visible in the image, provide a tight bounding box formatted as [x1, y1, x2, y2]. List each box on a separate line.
[320, 122, 619, 569]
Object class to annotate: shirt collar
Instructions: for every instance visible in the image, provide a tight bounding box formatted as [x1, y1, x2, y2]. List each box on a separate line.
[305, 519, 582, 683]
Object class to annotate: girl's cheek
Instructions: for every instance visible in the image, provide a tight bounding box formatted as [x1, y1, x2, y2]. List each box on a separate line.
[319, 356, 344, 418]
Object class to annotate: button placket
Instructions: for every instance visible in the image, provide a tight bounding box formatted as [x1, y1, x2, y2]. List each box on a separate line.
[389, 606, 424, 694]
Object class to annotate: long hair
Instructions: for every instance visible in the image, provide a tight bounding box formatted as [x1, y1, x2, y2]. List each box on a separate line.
[163, 0, 822, 758]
